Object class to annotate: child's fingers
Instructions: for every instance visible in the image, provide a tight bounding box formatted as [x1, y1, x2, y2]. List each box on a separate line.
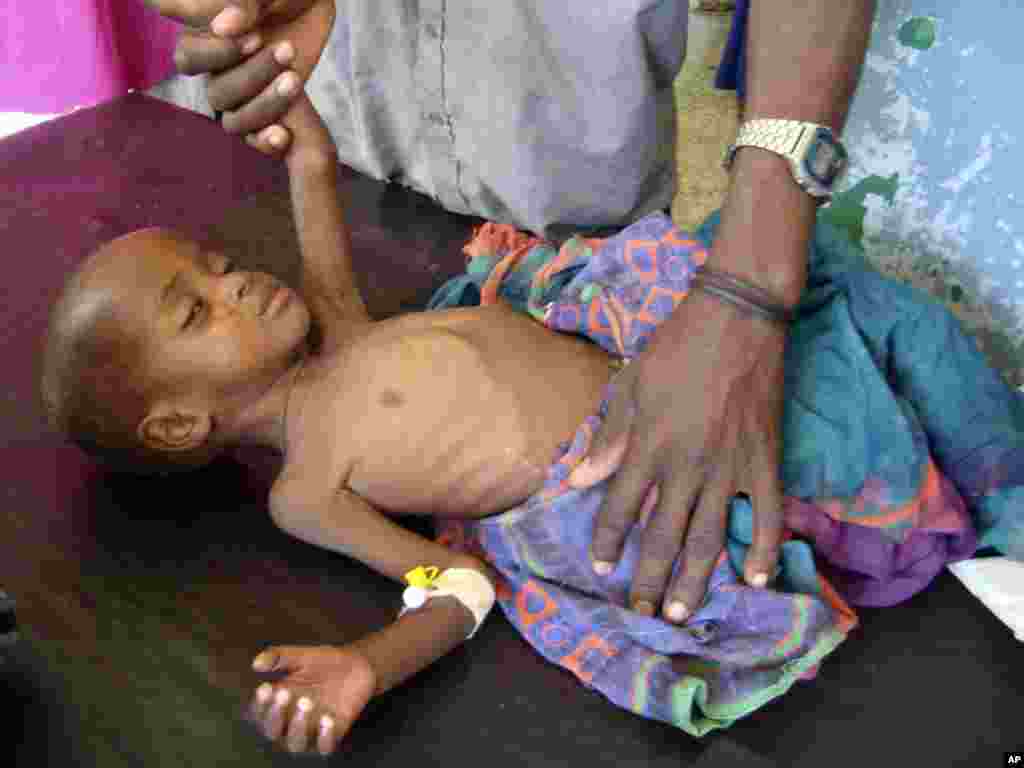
[264, 125, 291, 150]
[249, 687, 341, 755]
[316, 714, 339, 756]
[263, 686, 291, 742]
[248, 682, 274, 723]
[284, 696, 315, 753]
[244, 125, 291, 156]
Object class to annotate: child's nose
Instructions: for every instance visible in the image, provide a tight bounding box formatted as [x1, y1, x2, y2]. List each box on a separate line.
[235, 274, 251, 302]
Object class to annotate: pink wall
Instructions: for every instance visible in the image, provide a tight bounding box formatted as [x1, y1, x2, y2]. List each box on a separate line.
[1, 1, 180, 113]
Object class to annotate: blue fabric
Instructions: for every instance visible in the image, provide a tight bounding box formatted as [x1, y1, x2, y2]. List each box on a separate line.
[695, 210, 1024, 560]
[715, 0, 748, 100]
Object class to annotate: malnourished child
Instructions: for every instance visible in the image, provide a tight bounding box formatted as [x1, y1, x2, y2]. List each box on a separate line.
[41, 92, 1024, 755]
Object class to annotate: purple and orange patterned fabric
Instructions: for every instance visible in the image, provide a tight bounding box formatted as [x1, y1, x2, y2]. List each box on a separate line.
[429, 212, 1024, 734]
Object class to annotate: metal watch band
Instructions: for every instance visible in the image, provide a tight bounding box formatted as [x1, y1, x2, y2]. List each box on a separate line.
[724, 118, 847, 199]
[732, 119, 818, 162]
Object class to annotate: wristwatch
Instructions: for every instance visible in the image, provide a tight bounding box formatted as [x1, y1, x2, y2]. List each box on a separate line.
[724, 119, 848, 198]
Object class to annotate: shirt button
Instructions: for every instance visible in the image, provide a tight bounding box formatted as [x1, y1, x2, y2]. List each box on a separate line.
[424, 23, 440, 39]
[426, 111, 447, 126]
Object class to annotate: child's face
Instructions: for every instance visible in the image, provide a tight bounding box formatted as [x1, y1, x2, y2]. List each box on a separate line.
[95, 228, 311, 412]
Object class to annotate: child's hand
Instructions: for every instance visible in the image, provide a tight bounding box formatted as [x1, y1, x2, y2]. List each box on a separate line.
[245, 86, 337, 173]
[248, 644, 376, 756]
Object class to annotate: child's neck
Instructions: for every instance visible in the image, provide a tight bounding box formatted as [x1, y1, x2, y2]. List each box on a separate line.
[226, 340, 314, 455]
[227, 321, 369, 456]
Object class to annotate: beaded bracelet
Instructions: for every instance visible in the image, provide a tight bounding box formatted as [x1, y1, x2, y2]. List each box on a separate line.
[692, 268, 795, 326]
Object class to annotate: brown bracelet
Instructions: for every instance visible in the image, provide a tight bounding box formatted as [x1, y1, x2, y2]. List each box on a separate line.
[692, 268, 795, 326]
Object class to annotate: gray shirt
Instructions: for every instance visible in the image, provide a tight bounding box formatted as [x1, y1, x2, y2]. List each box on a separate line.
[152, 1, 689, 240]
[307, 0, 688, 239]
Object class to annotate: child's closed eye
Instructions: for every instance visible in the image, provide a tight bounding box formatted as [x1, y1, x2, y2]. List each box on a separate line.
[183, 298, 205, 330]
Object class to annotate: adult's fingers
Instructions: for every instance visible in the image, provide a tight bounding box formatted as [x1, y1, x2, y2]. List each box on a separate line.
[144, 0, 263, 32]
[590, 432, 658, 578]
[174, 26, 261, 75]
[207, 40, 293, 111]
[627, 467, 701, 619]
[663, 464, 733, 622]
[743, 433, 784, 587]
[569, 368, 637, 489]
[220, 70, 301, 136]
[209, 2, 265, 36]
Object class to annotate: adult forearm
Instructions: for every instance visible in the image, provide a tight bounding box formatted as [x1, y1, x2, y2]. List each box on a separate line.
[718, 1, 875, 305]
[745, 0, 875, 131]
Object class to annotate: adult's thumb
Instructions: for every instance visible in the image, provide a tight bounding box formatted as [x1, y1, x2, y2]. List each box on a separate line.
[569, 429, 630, 488]
[569, 371, 636, 488]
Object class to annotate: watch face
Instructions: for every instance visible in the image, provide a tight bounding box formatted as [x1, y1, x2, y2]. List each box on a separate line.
[804, 129, 848, 187]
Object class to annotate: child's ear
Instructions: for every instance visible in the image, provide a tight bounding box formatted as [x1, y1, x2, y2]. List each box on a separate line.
[138, 404, 213, 454]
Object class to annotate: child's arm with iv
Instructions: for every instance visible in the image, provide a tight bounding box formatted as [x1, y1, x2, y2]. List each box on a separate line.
[249, 479, 498, 756]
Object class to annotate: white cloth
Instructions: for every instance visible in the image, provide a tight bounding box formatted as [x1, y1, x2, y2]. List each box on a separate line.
[947, 557, 1024, 642]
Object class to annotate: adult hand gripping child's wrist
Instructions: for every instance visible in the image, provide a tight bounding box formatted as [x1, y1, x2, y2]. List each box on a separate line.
[250, 90, 338, 172]
[146, 0, 335, 144]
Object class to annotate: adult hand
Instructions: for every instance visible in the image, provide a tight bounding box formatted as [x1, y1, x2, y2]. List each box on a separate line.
[249, 644, 376, 756]
[569, 261, 787, 624]
[145, 0, 335, 148]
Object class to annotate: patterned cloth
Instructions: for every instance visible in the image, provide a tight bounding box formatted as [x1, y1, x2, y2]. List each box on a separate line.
[429, 211, 1024, 734]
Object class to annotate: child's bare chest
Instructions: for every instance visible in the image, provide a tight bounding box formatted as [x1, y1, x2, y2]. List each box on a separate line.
[297, 306, 611, 518]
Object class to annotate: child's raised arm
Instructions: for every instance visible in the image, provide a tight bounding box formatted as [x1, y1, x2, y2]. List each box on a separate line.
[251, 473, 498, 754]
[272, 91, 370, 350]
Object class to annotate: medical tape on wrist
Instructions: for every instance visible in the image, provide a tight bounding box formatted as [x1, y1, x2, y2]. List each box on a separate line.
[399, 567, 496, 639]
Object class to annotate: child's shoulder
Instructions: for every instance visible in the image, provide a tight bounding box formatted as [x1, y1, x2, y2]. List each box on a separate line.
[269, 446, 348, 525]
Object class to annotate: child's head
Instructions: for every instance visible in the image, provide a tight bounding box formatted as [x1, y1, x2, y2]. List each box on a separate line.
[41, 228, 311, 473]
